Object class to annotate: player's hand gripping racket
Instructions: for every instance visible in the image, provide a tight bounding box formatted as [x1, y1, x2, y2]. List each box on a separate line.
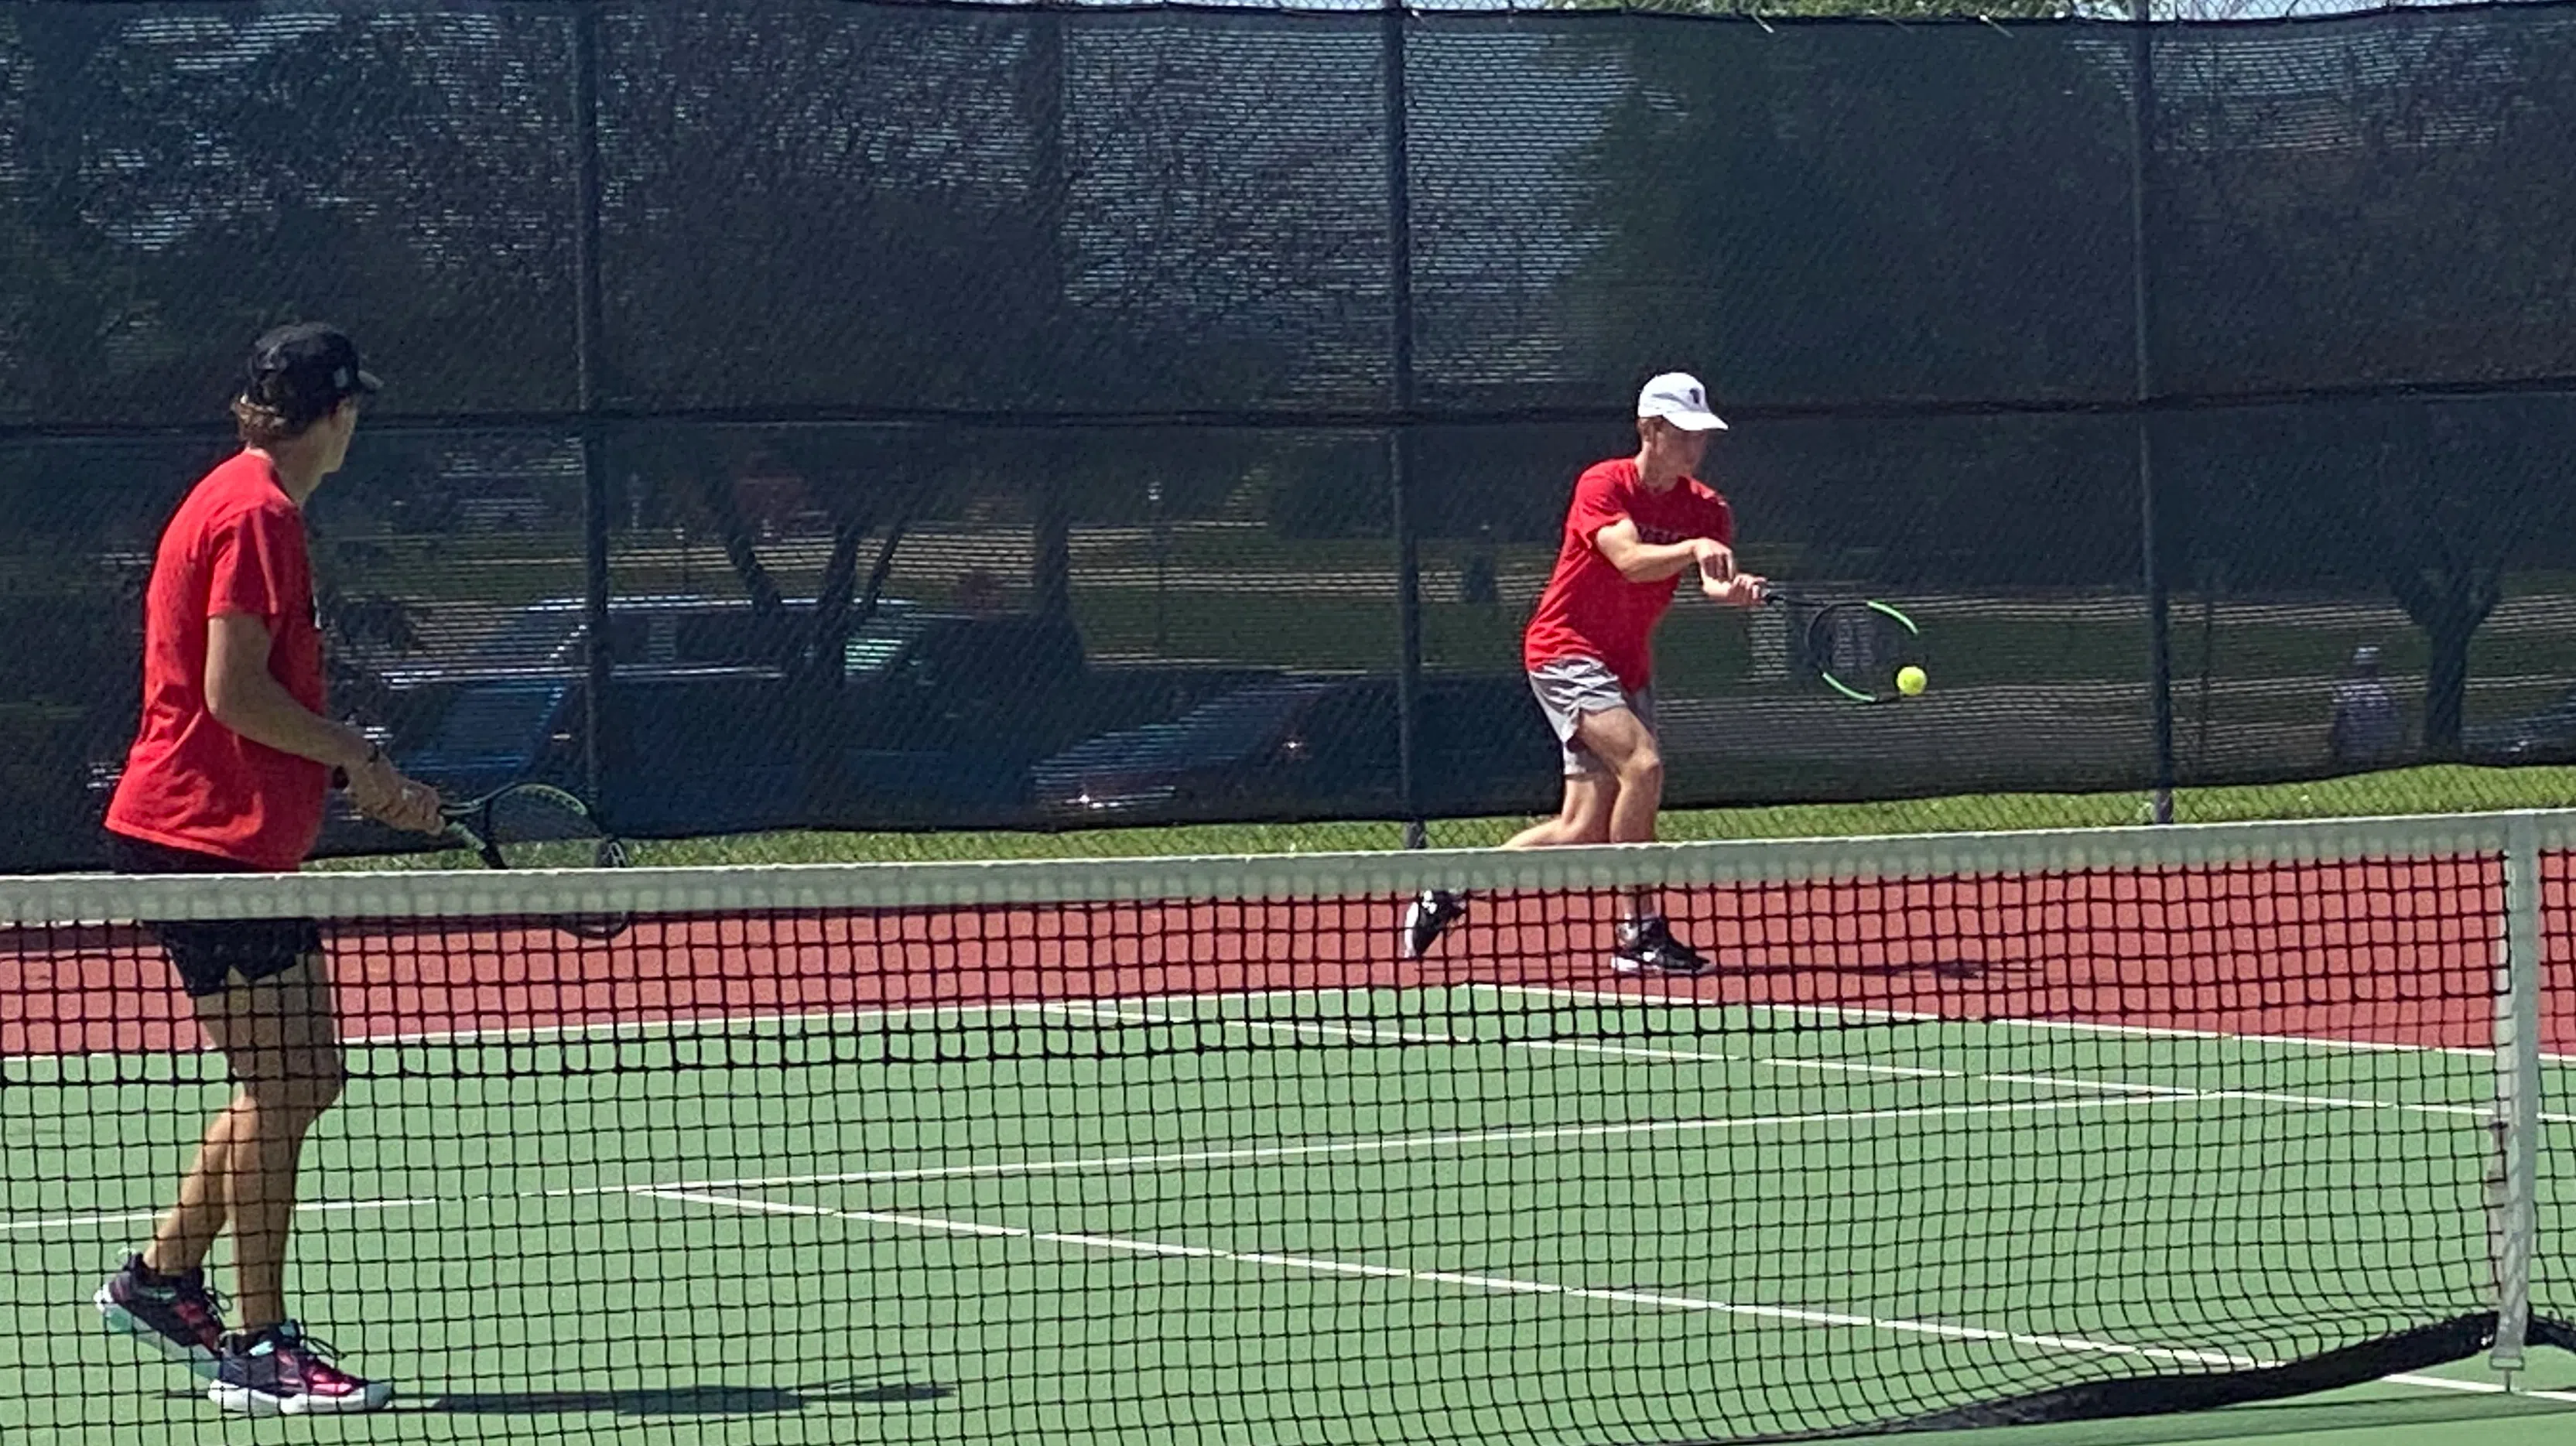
[1757, 585, 1928, 705]
[440, 783, 631, 939]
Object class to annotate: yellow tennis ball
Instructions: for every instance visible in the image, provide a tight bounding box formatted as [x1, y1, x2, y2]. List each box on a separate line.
[1896, 665, 1928, 697]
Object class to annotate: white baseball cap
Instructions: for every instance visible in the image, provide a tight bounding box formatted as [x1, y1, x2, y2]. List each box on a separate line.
[1637, 371, 1726, 432]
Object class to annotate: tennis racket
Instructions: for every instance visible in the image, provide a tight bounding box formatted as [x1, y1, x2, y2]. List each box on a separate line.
[1757, 585, 1926, 705]
[440, 783, 631, 939]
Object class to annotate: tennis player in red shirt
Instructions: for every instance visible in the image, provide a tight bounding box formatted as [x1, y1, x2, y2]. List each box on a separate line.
[94, 324, 445, 1416]
[1403, 372, 1762, 975]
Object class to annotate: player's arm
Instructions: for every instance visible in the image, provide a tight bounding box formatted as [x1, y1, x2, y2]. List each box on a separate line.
[206, 613, 373, 769]
[206, 613, 443, 832]
[1593, 518, 1733, 583]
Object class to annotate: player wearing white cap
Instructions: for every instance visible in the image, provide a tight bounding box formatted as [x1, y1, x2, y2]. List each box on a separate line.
[1401, 372, 1764, 975]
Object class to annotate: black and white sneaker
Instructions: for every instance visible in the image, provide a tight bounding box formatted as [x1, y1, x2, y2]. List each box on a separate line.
[1400, 890, 1468, 959]
[1611, 918, 1712, 977]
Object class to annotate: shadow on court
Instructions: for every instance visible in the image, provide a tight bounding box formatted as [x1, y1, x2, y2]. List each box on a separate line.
[1814, 1387, 2576, 1446]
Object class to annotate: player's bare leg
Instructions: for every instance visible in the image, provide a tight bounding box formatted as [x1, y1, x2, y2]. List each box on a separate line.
[182, 956, 345, 1336]
[1569, 709, 1708, 976]
[1404, 706, 1705, 970]
[1567, 708, 1661, 847]
[190, 959, 390, 1415]
[97, 954, 357, 1393]
[1404, 774, 1615, 959]
[1502, 773, 1616, 849]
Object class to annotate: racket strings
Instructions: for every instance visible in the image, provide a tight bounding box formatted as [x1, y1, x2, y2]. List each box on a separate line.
[1799, 600, 1924, 704]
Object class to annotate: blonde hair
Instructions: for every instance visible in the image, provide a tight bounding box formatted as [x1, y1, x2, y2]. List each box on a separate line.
[232, 394, 310, 447]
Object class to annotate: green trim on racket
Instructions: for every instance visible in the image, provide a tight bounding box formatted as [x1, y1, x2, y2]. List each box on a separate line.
[1758, 586, 1924, 706]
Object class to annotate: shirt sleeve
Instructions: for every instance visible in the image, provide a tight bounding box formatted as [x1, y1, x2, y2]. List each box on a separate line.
[1567, 467, 1631, 551]
[1704, 492, 1735, 549]
[204, 502, 306, 624]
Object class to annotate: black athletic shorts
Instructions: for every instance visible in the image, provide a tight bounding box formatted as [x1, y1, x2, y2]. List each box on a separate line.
[104, 832, 323, 999]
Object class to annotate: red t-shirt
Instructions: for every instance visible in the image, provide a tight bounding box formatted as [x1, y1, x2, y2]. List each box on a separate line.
[106, 453, 330, 871]
[1521, 457, 1734, 692]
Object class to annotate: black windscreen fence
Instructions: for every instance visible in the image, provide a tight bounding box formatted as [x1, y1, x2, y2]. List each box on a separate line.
[5, 0, 2574, 865]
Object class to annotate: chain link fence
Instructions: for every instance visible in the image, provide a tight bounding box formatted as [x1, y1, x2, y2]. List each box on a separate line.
[4, 0, 2573, 865]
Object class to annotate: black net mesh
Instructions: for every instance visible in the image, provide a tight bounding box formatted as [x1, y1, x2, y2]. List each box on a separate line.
[1, 819, 2568, 1438]
[2542, 845, 2576, 1347]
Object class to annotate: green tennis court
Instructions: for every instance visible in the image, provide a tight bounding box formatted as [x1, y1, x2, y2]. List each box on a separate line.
[11, 976, 2571, 1444]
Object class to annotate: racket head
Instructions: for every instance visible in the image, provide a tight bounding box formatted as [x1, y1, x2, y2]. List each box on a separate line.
[1763, 589, 1924, 704]
[440, 783, 631, 938]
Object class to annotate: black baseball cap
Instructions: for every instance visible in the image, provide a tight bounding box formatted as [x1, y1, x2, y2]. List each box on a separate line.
[241, 323, 381, 426]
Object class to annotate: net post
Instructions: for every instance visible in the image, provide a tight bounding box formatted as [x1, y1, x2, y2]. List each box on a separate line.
[2127, 0, 2174, 825]
[1391, 435, 1425, 853]
[2489, 811, 2544, 1380]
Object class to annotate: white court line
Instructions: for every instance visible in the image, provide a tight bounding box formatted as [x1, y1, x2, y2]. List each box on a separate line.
[361, 988, 1350, 1050]
[4, 986, 1364, 1065]
[1, 1197, 434, 1235]
[615, 1092, 2195, 1196]
[1050, 1001, 2569, 1127]
[629, 1188, 2576, 1407]
[4, 1091, 2197, 1236]
[357, 1002, 1062, 1049]
[1037, 1001, 1470, 1048]
[2386, 1372, 2576, 1400]
[1482, 983, 2576, 1066]
[16, 1009, 2525, 1236]
[5, 1094, 2197, 1239]
[25, 970, 2560, 1068]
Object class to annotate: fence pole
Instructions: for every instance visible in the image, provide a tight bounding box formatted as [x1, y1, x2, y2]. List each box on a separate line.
[571, 0, 613, 816]
[2130, 0, 2176, 823]
[1028, 3, 1073, 629]
[1385, 0, 1425, 851]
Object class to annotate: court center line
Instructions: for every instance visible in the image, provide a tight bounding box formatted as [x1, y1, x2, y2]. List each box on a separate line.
[626, 1188, 2576, 1407]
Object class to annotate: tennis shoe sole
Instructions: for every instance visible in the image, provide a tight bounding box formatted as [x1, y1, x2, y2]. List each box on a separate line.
[1611, 952, 1713, 978]
[207, 1379, 395, 1416]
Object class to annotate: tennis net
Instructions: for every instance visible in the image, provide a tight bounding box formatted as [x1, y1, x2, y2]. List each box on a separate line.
[5, 812, 2574, 1442]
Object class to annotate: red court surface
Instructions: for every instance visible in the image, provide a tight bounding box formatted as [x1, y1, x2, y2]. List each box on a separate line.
[5, 854, 2571, 1059]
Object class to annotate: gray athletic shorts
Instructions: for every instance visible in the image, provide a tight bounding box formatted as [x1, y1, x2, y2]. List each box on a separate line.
[1527, 658, 1656, 778]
